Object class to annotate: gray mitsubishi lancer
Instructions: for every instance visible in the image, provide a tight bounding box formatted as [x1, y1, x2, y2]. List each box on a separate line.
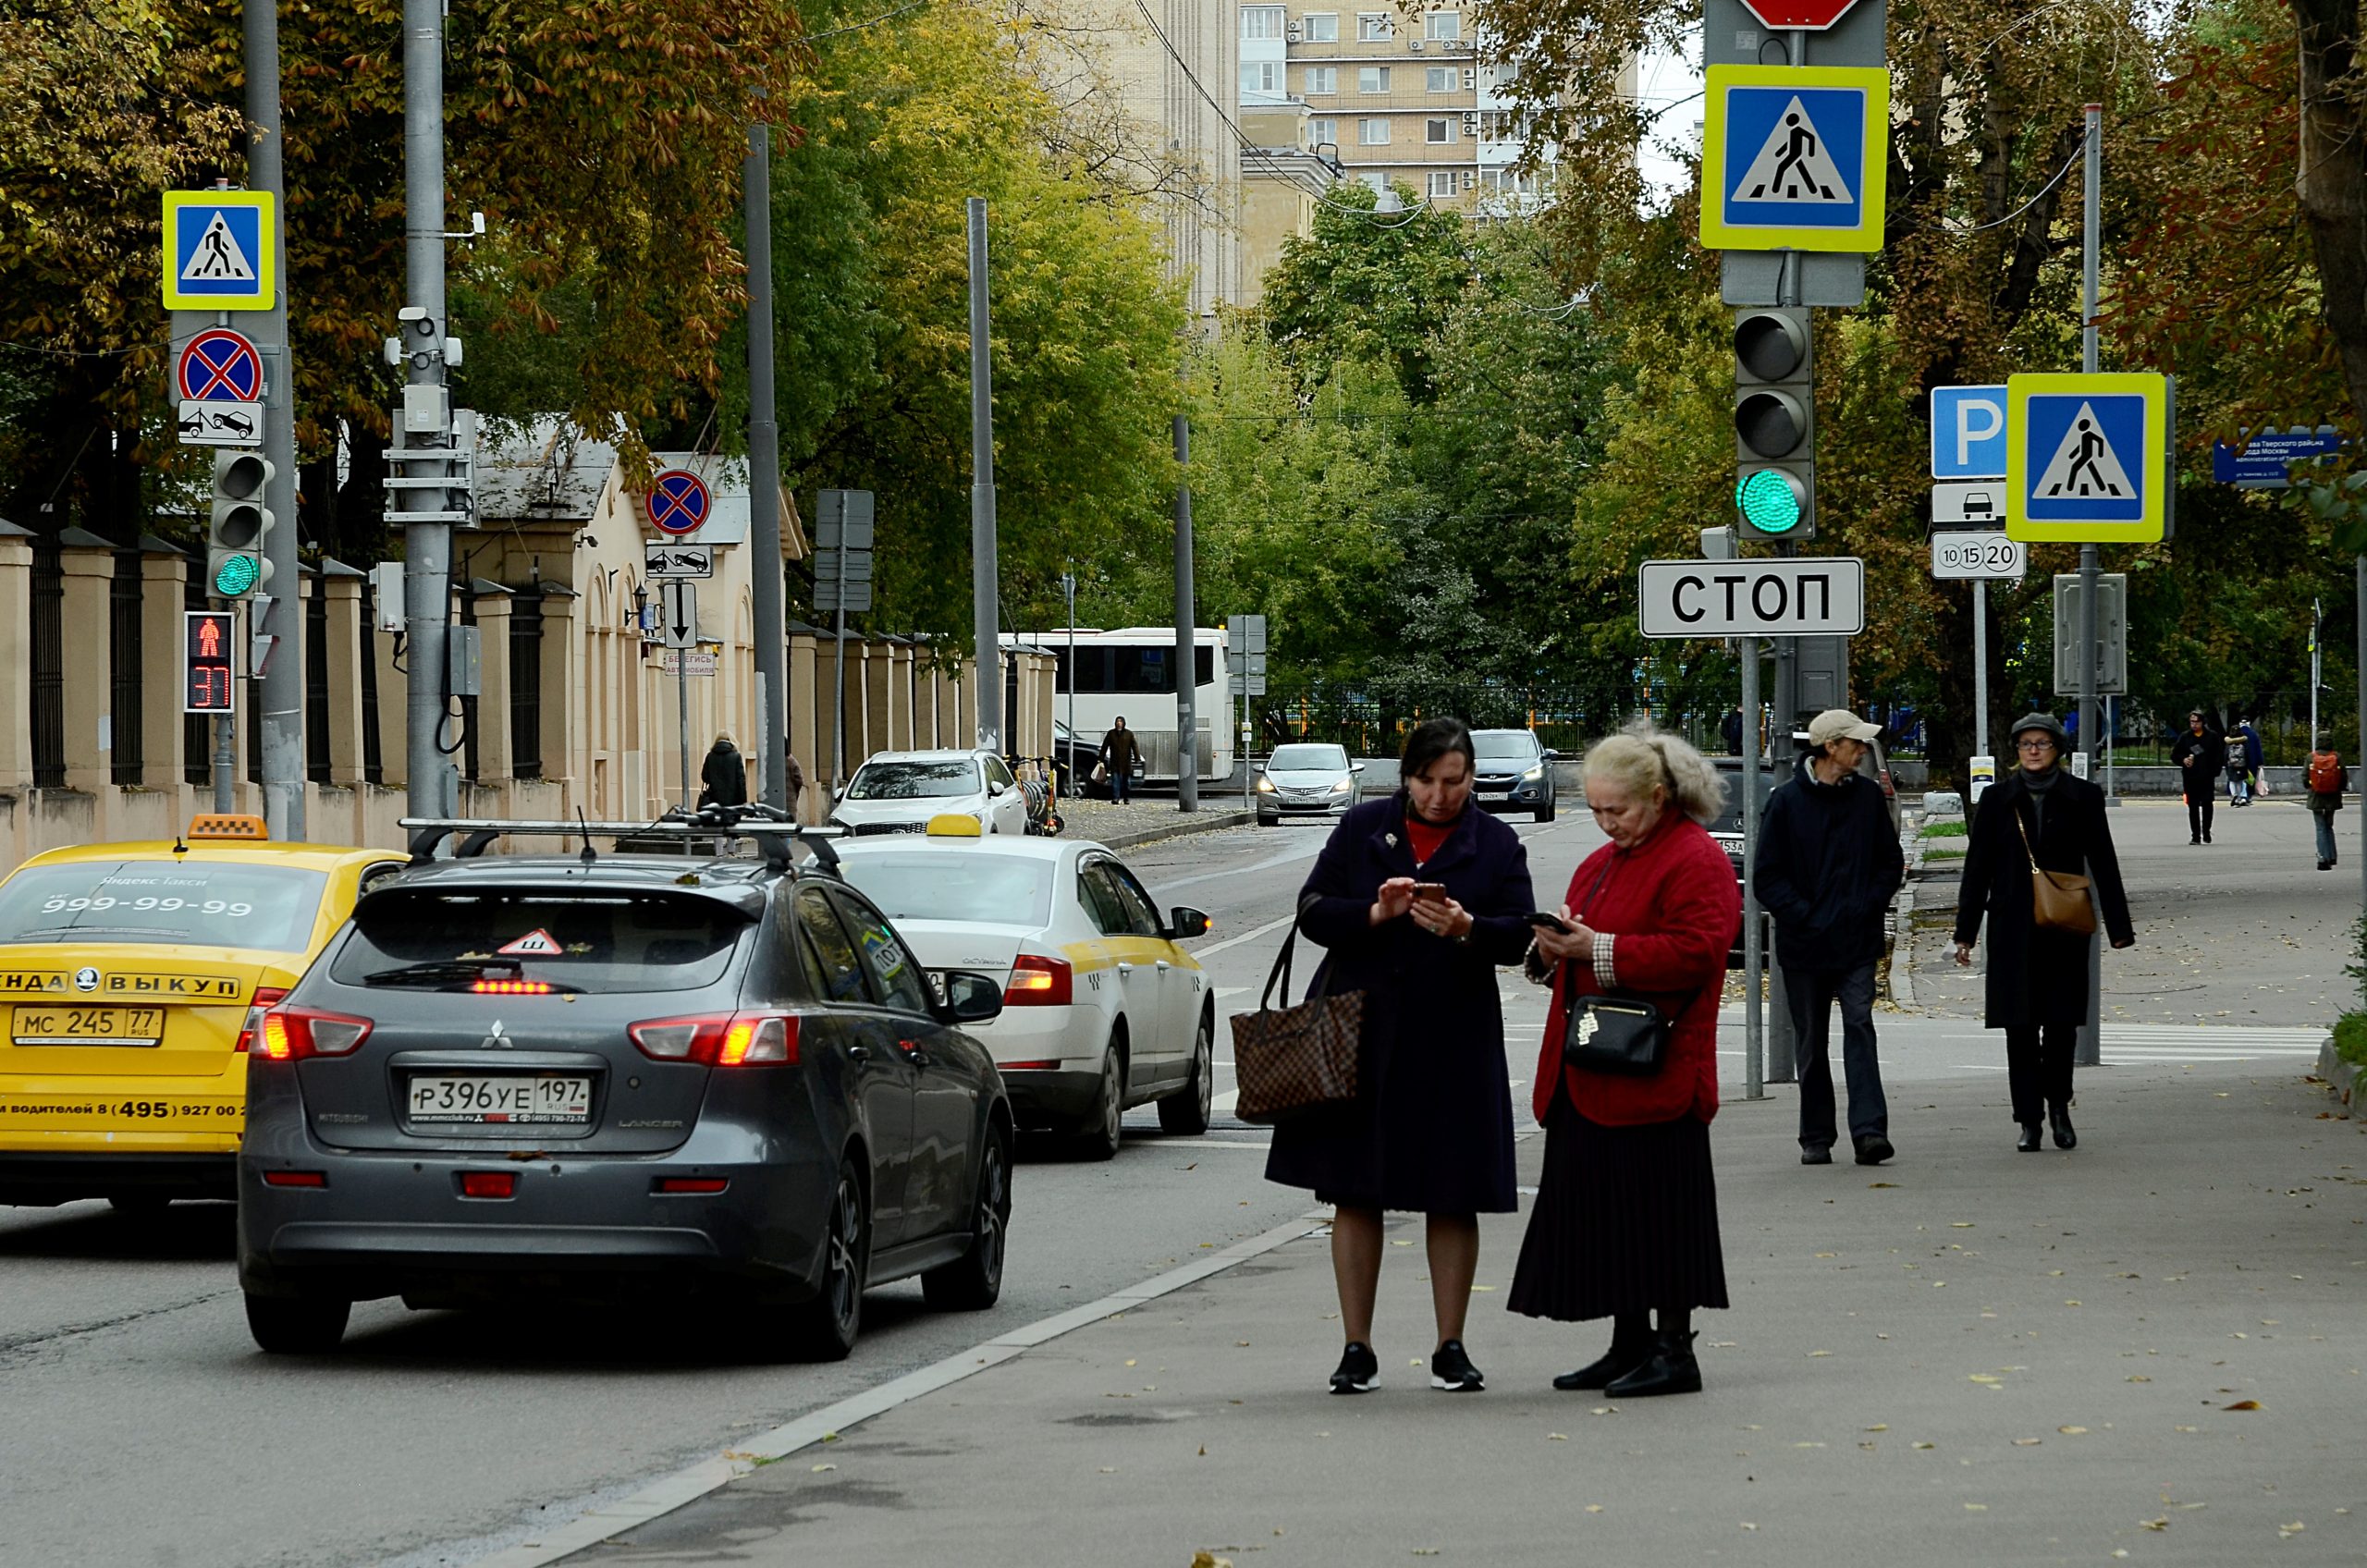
[237, 831, 1012, 1360]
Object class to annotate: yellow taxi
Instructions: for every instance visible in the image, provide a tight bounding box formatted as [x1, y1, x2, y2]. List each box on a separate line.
[0, 815, 404, 1211]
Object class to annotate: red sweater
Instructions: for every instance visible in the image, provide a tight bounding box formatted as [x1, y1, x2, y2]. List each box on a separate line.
[1531, 814, 1740, 1127]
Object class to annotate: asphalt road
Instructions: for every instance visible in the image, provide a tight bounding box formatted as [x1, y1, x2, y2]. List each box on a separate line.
[0, 802, 2343, 1568]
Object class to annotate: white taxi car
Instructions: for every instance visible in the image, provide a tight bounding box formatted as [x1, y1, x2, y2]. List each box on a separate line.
[832, 819, 1213, 1158]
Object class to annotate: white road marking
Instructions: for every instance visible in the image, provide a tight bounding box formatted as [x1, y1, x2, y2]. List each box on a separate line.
[1187, 912, 1299, 961]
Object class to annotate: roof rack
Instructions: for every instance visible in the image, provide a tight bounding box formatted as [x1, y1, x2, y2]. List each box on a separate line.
[398, 807, 844, 874]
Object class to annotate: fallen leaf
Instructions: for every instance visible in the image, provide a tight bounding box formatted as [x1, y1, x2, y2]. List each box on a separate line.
[1870, 1181, 1899, 1188]
[1864, 1424, 1889, 1432]
[1197, 1445, 1206, 1457]
[2224, 1399, 2263, 1411]
[2058, 1426, 2089, 1435]
[810, 1462, 836, 1473]
[1951, 1221, 1974, 1228]
[2175, 1426, 2199, 1433]
[1913, 1441, 1935, 1450]
[1809, 1350, 1833, 1357]
[1585, 1504, 1605, 1513]
[2281, 1521, 2306, 1534]
[2013, 1438, 2042, 1446]
[1549, 1433, 1568, 1441]
[1740, 1522, 1759, 1531]
[2064, 1300, 2083, 1307]
[1968, 1374, 2001, 1384]
[1098, 1466, 1116, 1474]
[2140, 1517, 2168, 1531]
[1125, 1360, 1137, 1367]
[1191, 1553, 1233, 1568]
[1965, 1502, 1988, 1511]
[2128, 1375, 2152, 1382]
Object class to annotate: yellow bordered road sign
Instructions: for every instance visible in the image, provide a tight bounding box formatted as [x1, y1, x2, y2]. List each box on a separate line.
[162, 190, 277, 312]
[2005, 373, 2169, 544]
[1700, 66, 1889, 253]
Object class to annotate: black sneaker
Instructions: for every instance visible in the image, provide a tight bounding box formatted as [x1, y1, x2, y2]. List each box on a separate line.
[1330, 1341, 1380, 1395]
[1800, 1145, 1834, 1166]
[1429, 1339, 1484, 1392]
[1854, 1133, 1895, 1166]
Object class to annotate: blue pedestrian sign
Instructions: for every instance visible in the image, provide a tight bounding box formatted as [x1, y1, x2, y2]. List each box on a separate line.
[1930, 385, 2008, 479]
[2005, 373, 2169, 544]
[1699, 66, 1889, 253]
[162, 191, 276, 312]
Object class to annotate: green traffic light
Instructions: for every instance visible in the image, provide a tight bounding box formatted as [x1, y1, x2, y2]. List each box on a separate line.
[213, 554, 261, 596]
[1736, 469, 1801, 534]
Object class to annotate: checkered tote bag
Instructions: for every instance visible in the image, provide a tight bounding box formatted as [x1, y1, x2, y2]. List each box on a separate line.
[1229, 900, 1363, 1124]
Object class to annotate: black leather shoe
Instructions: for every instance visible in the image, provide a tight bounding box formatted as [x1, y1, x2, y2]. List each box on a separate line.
[2050, 1109, 2078, 1149]
[1554, 1334, 1653, 1391]
[1604, 1329, 1701, 1398]
[1854, 1133, 1895, 1166]
[1800, 1145, 1834, 1166]
[2017, 1122, 2043, 1153]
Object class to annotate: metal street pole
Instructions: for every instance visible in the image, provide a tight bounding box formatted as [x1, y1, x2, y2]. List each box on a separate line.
[1743, 634, 1765, 1100]
[245, 0, 302, 839]
[966, 198, 1001, 754]
[2076, 100, 2104, 1068]
[400, 0, 456, 827]
[1061, 569, 1076, 768]
[677, 646, 693, 809]
[1972, 579, 1990, 757]
[2311, 597, 2323, 752]
[745, 120, 787, 811]
[831, 533, 849, 794]
[2357, 555, 2366, 992]
[1173, 414, 1198, 811]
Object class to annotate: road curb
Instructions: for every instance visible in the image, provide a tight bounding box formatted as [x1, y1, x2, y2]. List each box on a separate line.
[2314, 1035, 2359, 1115]
[1096, 811, 1256, 851]
[460, 1213, 1328, 1568]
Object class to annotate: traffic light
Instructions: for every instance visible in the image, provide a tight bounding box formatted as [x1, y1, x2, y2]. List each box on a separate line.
[1733, 306, 1815, 542]
[207, 449, 274, 599]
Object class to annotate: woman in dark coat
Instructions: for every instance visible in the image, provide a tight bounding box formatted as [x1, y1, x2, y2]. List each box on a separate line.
[698, 731, 748, 808]
[1509, 722, 1740, 1398]
[1953, 713, 2135, 1152]
[1267, 717, 1535, 1396]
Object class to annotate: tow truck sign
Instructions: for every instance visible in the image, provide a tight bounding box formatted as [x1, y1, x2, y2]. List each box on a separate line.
[1637, 557, 1865, 638]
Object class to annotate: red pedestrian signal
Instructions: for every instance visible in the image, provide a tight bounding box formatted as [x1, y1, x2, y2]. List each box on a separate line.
[185, 610, 236, 715]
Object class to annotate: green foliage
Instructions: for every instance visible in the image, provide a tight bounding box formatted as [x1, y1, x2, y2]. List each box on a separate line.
[1919, 819, 1968, 838]
[2336, 1010, 2367, 1067]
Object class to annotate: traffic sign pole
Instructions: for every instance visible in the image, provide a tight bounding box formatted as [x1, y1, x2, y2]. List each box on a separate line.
[2075, 100, 2105, 1068]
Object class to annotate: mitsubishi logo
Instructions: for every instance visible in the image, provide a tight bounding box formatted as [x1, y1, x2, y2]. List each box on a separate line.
[480, 1020, 511, 1049]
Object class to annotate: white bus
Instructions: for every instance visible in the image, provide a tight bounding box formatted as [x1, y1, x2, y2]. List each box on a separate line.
[1005, 627, 1233, 782]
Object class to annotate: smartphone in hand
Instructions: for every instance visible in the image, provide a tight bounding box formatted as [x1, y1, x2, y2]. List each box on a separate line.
[1411, 882, 1449, 902]
[1526, 912, 1573, 932]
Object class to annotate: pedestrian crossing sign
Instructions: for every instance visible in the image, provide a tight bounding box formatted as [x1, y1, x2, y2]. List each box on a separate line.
[1700, 66, 1888, 253]
[2005, 373, 2170, 543]
[162, 190, 276, 312]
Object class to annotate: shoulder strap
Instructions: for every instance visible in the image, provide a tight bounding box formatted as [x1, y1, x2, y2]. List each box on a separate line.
[2013, 806, 2042, 872]
[1260, 891, 1328, 1010]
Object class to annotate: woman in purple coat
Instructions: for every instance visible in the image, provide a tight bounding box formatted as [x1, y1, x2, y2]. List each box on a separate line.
[1266, 718, 1537, 1396]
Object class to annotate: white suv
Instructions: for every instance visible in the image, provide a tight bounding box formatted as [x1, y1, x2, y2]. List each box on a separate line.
[831, 750, 1031, 836]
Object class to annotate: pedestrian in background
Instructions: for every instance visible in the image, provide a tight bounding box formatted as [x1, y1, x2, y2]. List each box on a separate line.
[1754, 709, 1906, 1168]
[1510, 721, 1738, 1399]
[1721, 705, 1745, 756]
[1952, 714, 2135, 1154]
[1267, 717, 1535, 1396]
[2229, 717, 2263, 806]
[1098, 716, 1141, 803]
[783, 747, 808, 820]
[2308, 746, 2349, 871]
[2171, 710, 2224, 843]
[698, 731, 747, 809]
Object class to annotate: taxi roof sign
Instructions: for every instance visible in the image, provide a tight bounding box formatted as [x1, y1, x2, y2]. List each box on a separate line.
[188, 813, 269, 841]
[926, 814, 985, 838]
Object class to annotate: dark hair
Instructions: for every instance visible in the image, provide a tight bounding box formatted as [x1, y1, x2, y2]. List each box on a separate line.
[1401, 717, 1476, 780]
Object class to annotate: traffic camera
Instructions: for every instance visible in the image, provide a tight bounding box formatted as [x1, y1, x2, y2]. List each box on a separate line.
[1733, 306, 1816, 542]
[207, 449, 274, 599]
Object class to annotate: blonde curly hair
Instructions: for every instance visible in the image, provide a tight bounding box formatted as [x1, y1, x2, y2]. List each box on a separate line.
[1583, 718, 1728, 825]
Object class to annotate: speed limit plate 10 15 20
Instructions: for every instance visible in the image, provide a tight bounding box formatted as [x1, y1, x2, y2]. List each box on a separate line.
[1931, 534, 2027, 581]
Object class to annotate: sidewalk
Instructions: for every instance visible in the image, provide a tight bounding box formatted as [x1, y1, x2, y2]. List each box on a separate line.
[558, 1064, 2365, 1567]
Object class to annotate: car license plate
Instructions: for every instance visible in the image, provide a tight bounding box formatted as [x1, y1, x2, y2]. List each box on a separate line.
[406, 1073, 592, 1124]
[1476, 789, 1511, 801]
[10, 1006, 166, 1047]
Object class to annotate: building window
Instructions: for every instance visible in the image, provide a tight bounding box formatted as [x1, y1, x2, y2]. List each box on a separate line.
[1429, 169, 1460, 196]
[1241, 61, 1282, 93]
[1357, 117, 1391, 144]
[1425, 117, 1453, 143]
[1303, 11, 1339, 40]
[1309, 117, 1338, 146]
[1241, 6, 1285, 40]
[1357, 12, 1392, 40]
[1306, 65, 1338, 93]
[1426, 66, 1454, 92]
[1426, 10, 1461, 39]
[1362, 172, 1391, 194]
[1357, 65, 1390, 92]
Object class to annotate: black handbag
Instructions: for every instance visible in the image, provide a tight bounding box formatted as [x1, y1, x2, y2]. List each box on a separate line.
[1558, 859, 1672, 1078]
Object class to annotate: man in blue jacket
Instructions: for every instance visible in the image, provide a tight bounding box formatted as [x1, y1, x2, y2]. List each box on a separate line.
[1755, 710, 1907, 1167]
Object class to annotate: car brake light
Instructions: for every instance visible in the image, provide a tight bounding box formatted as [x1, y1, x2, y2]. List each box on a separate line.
[236, 986, 290, 1053]
[256, 1006, 373, 1061]
[629, 1012, 800, 1066]
[471, 979, 557, 995]
[459, 1171, 517, 1199]
[1000, 1060, 1061, 1071]
[1004, 954, 1073, 1007]
[261, 1170, 326, 1188]
[655, 1177, 730, 1194]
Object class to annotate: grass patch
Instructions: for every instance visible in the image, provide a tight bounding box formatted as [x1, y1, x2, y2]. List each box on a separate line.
[1923, 845, 1968, 861]
[1919, 820, 1968, 839]
[2336, 1012, 2367, 1069]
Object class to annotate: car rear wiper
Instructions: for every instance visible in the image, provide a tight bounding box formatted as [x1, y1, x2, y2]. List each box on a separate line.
[361, 960, 579, 993]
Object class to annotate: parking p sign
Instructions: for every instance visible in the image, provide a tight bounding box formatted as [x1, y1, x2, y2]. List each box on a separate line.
[1931, 385, 2007, 479]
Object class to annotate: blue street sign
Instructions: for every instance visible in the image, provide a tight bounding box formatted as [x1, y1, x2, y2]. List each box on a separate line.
[161, 191, 276, 312]
[1930, 385, 2007, 479]
[2211, 426, 2344, 488]
[1699, 66, 1889, 253]
[645, 469, 713, 536]
[2005, 373, 2170, 544]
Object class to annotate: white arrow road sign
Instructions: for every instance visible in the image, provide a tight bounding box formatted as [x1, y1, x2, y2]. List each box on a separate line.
[1637, 557, 1864, 638]
[661, 581, 699, 649]
[1931, 533, 2027, 581]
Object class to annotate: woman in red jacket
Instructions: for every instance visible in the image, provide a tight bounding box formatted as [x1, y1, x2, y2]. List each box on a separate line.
[1508, 722, 1740, 1397]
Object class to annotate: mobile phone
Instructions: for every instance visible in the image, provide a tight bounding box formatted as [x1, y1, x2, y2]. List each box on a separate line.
[1411, 882, 1449, 901]
[1526, 912, 1572, 932]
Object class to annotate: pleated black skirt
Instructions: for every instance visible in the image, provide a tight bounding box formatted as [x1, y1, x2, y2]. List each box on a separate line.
[1507, 1095, 1730, 1322]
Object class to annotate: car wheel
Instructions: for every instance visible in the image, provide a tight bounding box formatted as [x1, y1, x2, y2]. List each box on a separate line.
[1073, 1044, 1125, 1160]
[788, 1159, 869, 1360]
[1534, 800, 1556, 823]
[923, 1126, 1012, 1311]
[245, 1292, 350, 1354]
[1256, 814, 1276, 827]
[108, 1194, 173, 1220]
[1157, 1011, 1215, 1135]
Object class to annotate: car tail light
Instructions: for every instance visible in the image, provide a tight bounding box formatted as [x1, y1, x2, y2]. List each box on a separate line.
[655, 1177, 730, 1194]
[1004, 954, 1073, 1007]
[629, 1012, 800, 1067]
[256, 1006, 373, 1061]
[472, 978, 557, 995]
[236, 986, 289, 1053]
[459, 1171, 517, 1199]
[261, 1170, 326, 1189]
[999, 1060, 1061, 1071]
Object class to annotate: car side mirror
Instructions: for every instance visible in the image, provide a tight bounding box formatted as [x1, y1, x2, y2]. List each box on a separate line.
[1167, 906, 1211, 939]
[1541, 749, 1559, 762]
[940, 971, 1004, 1024]
[987, 780, 1008, 797]
[1351, 762, 1366, 772]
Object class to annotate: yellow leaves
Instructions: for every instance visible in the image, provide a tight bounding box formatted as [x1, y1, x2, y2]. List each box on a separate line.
[2058, 1425, 2089, 1435]
[2222, 1398, 2263, 1410]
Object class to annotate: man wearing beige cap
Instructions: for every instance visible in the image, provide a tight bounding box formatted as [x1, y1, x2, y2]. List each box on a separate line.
[1753, 709, 1905, 1166]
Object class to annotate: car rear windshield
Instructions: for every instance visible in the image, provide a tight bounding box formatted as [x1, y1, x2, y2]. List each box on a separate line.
[846, 761, 979, 800]
[1269, 745, 1348, 771]
[836, 854, 1053, 926]
[0, 861, 328, 951]
[1471, 733, 1540, 761]
[332, 888, 750, 992]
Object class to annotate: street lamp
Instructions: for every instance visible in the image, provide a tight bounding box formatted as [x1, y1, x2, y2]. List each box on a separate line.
[631, 582, 647, 634]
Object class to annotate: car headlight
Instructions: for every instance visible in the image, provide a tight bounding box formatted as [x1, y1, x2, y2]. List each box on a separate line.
[1521, 764, 1546, 781]
[1256, 776, 1276, 792]
[1330, 778, 1353, 793]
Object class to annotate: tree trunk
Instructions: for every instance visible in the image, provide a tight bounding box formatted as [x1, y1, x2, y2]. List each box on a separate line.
[2292, 0, 2367, 426]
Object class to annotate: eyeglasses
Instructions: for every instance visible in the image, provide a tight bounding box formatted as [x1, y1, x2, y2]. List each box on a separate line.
[2016, 739, 2055, 751]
